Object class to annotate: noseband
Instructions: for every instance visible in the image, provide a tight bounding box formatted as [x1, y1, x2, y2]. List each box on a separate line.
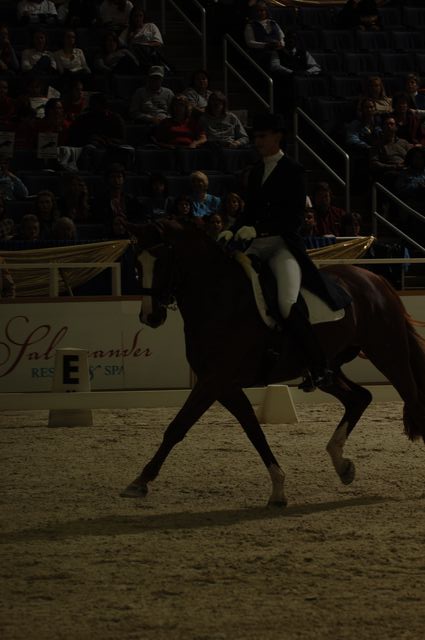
[138, 242, 176, 307]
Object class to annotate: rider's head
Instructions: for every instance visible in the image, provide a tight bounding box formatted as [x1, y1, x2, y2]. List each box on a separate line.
[251, 113, 286, 158]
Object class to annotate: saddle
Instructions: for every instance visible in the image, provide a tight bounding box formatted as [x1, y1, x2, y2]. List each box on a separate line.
[235, 252, 347, 329]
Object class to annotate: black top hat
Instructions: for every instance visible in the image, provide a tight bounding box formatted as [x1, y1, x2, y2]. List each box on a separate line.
[252, 113, 286, 133]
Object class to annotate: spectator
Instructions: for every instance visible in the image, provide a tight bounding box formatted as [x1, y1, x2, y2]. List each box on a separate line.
[0, 255, 15, 298]
[53, 0, 70, 24]
[277, 30, 321, 76]
[94, 30, 140, 75]
[370, 113, 413, 184]
[0, 159, 29, 200]
[153, 94, 207, 149]
[0, 190, 15, 239]
[220, 191, 245, 228]
[51, 216, 78, 242]
[143, 173, 171, 219]
[244, 1, 285, 74]
[345, 97, 382, 152]
[200, 90, 249, 148]
[35, 97, 72, 148]
[301, 208, 317, 238]
[15, 75, 50, 120]
[309, 181, 351, 237]
[183, 69, 212, 115]
[61, 77, 87, 124]
[94, 163, 146, 237]
[99, 0, 134, 30]
[17, 0, 58, 25]
[129, 65, 174, 124]
[15, 213, 41, 242]
[394, 146, 425, 214]
[54, 29, 91, 76]
[119, 6, 164, 73]
[190, 171, 221, 218]
[205, 212, 226, 240]
[21, 28, 57, 75]
[336, 0, 383, 31]
[391, 92, 422, 145]
[60, 173, 92, 222]
[0, 24, 20, 74]
[0, 78, 16, 130]
[169, 194, 195, 223]
[357, 75, 392, 115]
[33, 189, 60, 238]
[66, 0, 97, 28]
[404, 73, 425, 111]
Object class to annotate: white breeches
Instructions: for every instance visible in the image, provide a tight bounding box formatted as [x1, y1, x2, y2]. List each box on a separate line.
[246, 236, 302, 319]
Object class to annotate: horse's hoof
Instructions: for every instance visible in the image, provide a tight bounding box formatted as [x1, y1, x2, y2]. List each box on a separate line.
[120, 482, 148, 498]
[339, 459, 356, 485]
[267, 498, 288, 508]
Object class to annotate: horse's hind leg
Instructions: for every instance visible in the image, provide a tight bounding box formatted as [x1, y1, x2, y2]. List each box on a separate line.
[121, 380, 217, 498]
[219, 388, 287, 507]
[324, 369, 372, 485]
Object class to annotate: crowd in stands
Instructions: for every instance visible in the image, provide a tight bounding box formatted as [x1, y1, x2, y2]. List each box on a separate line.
[0, 0, 424, 296]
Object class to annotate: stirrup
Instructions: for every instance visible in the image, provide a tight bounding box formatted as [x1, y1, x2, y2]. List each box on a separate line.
[298, 369, 334, 393]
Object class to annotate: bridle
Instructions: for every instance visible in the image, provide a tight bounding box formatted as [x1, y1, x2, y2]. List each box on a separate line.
[138, 241, 177, 308]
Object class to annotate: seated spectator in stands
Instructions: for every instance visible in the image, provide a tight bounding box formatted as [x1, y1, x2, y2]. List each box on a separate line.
[301, 208, 317, 238]
[51, 216, 78, 242]
[35, 97, 71, 147]
[15, 75, 49, 120]
[95, 31, 140, 75]
[221, 191, 245, 228]
[169, 194, 195, 223]
[200, 91, 249, 148]
[143, 173, 171, 219]
[33, 189, 60, 238]
[54, 29, 91, 77]
[205, 211, 226, 241]
[391, 92, 422, 145]
[99, 0, 133, 30]
[0, 24, 20, 74]
[190, 171, 221, 218]
[94, 163, 145, 237]
[153, 94, 207, 149]
[129, 65, 174, 124]
[404, 73, 425, 112]
[0, 78, 16, 130]
[61, 77, 87, 124]
[244, 1, 285, 74]
[52, 0, 69, 24]
[17, 0, 58, 25]
[0, 255, 15, 297]
[309, 182, 351, 237]
[60, 173, 92, 222]
[277, 30, 321, 76]
[0, 190, 15, 239]
[21, 29, 57, 75]
[345, 97, 382, 152]
[370, 113, 413, 184]
[358, 75, 392, 115]
[66, 0, 98, 28]
[0, 159, 29, 200]
[394, 146, 425, 214]
[119, 6, 164, 73]
[14, 213, 41, 242]
[336, 0, 383, 31]
[183, 69, 212, 116]
[69, 92, 132, 169]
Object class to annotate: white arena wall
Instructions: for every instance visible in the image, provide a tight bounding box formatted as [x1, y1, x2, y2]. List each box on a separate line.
[0, 293, 424, 394]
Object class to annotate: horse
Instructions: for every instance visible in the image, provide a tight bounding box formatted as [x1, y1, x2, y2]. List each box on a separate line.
[121, 219, 425, 506]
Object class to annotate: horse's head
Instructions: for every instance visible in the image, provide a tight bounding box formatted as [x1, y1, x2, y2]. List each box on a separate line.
[130, 220, 181, 328]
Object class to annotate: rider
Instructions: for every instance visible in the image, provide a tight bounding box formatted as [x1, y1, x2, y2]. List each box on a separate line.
[229, 113, 349, 391]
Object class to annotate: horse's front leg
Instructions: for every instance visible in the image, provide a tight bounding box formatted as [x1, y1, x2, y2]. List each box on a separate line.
[219, 388, 287, 507]
[120, 380, 216, 498]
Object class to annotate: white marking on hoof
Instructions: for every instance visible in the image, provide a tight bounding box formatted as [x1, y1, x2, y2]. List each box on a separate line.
[120, 482, 148, 498]
[326, 421, 350, 477]
[268, 463, 287, 506]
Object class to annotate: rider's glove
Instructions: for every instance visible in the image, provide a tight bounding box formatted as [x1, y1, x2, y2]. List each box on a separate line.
[235, 226, 257, 242]
[217, 230, 234, 243]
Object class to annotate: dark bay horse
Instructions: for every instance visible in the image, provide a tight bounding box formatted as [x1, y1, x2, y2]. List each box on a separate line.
[122, 220, 425, 505]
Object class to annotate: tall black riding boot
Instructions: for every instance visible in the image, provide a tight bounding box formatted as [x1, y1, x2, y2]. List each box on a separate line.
[285, 303, 334, 392]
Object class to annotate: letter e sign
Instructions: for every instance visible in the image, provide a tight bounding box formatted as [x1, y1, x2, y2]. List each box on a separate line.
[63, 355, 80, 385]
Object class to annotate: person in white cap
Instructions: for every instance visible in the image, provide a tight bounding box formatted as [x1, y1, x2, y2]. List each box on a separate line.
[129, 66, 174, 124]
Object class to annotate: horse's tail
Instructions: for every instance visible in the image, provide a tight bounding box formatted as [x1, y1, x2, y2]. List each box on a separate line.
[403, 314, 425, 443]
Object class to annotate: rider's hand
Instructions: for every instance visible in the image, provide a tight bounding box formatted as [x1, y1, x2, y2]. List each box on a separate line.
[235, 226, 257, 242]
[217, 230, 233, 243]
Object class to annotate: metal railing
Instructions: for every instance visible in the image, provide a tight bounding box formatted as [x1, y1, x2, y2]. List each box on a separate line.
[372, 182, 425, 255]
[223, 34, 274, 113]
[0, 262, 122, 297]
[294, 107, 351, 214]
[160, 0, 207, 69]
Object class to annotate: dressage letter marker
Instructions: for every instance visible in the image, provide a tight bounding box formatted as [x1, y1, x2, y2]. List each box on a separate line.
[48, 348, 93, 427]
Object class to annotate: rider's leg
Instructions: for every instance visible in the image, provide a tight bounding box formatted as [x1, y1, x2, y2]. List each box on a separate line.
[268, 243, 333, 391]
